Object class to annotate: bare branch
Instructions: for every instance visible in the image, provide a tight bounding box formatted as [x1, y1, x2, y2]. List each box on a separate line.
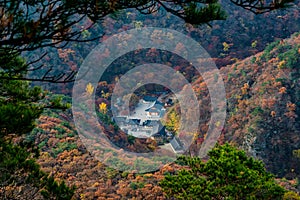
[229, 0, 295, 14]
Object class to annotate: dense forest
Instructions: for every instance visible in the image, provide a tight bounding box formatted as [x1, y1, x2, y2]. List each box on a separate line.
[1, 0, 300, 199]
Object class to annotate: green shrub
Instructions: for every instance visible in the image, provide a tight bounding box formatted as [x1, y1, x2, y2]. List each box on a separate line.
[278, 47, 300, 69]
[130, 182, 145, 190]
[38, 140, 47, 149]
[251, 107, 264, 116]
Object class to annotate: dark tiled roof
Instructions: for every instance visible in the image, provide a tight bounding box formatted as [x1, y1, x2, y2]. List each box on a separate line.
[145, 102, 164, 112]
[170, 137, 184, 151]
[142, 96, 157, 102]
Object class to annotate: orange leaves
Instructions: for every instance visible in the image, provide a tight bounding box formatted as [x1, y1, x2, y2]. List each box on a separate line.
[241, 83, 249, 95]
[39, 116, 62, 124]
[287, 102, 296, 111]
[237, 99, 250, 110]
[160, 164, 175, 174]
[0, 8, 14, 29]
[58, 48, 75, 62]
[273, 79, 282, 87]
[279, 87, 287, 94]
[270, 111, 276, 117]
[261, 98, 276, 109]
[285, 102, 297, 120]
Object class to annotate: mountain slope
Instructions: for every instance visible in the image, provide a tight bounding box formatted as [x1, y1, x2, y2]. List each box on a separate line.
[28, 33, 300, 198]
[217, 32, 300, 179]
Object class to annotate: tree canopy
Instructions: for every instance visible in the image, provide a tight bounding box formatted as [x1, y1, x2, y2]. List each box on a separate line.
[160, 143, 288, 199]
[0, 0, 296, 82]
[0, 55, 73, 199]
[0, 0, 298, 199]
[0, 0, 295, 55]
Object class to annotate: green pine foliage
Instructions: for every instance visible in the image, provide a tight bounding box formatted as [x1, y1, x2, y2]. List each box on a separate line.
[0, 139, 75, 199]
[0, 55, 74, 199]
[0, 77, 44, 136]
[184, 2, 227, 25]
[160, 143, 286, 199]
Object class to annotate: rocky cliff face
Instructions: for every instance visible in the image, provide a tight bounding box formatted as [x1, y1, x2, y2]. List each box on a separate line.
[162, 32, 300, 181]
[215, 32, 300, 179]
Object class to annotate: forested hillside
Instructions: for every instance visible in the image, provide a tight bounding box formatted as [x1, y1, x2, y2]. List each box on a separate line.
[27, 0, 300, 93]
[187, 32, 300, 179]
[18, 29, 300, 200]
[222, 33, 300, 179]
[1, 0, 300, 199]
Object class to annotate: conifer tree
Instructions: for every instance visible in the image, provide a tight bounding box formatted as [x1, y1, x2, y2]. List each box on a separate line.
[160, 144, 288, 199]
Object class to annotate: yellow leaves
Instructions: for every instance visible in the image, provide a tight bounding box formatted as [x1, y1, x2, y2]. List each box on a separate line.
[243, 83, 249, 89]
[168, 111, 179, 132]
[222, 42, 230, 52]
[92, 182, 100, 187]
[278, 60, 286, 69]
[126, 12, 133, 18]
[133, 21, 143, 29]
[85, 83, 94, 96]
[80, 193, 86, 200]
[235, 94, 242, 99]
[101, 90, 110, 99]
[231, 57, 239, 62]
[82, 29, 91, 39]
[143, 173, 153, 178]
[163, 109, 180, 133]
[293, 149, 300, 158]
[192, 132, 198, 141]
[99, 102, 107, 114]
[251, 40, 257, 48]
[166, 32, 174, 40]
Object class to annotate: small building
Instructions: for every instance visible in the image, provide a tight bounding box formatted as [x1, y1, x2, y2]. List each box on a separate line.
[170, 137, 185, 154]
[145, 101, 165, 117]
[114, 96, 167, 138]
